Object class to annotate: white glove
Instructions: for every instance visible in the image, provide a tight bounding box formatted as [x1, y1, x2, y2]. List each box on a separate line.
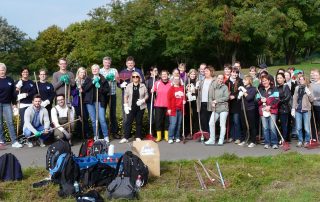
[136, 99, 145, 106]
[124, 104, 131, 114]
[195, 81, 200, 89]
[186, 92, 193, 101]
[41, 100, 50, 107]
[13, 107, 19, 116]
[191, 95, 196, 101]
[16, 80, 23, 88]
[237, 91, 244, 99]
[291, 109, 295, 118]
[120, 82, 127, 88]
[190, 84, 195, 93]
[238, 86, 247, 93]
[17, 93, 27, 101]
[305, 87, 311, 95]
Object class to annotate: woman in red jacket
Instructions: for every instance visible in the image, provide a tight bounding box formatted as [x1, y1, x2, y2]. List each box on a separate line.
[167, 76, 185, 143]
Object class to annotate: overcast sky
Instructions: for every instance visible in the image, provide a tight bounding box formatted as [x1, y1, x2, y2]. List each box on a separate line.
[0, 0, 110, 39]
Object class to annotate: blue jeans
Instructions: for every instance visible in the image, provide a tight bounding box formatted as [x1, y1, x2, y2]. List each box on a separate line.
[23, 125, 48, 140]
[261, 114, 278, 146]
[168, 110, 182, 140]
[86, 103, 108, 138]
[295, 111, 311, 143]
[230, 113, 242, 140]
[0, 103, 17, 143]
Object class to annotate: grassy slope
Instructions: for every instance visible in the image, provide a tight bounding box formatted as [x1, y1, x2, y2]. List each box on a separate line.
[1, 152, 320, 202]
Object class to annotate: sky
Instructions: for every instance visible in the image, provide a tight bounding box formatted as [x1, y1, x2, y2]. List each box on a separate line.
[0, 0, 110, 39]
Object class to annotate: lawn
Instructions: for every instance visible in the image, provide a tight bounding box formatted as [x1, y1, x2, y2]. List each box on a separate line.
[1, 152, 320, 201]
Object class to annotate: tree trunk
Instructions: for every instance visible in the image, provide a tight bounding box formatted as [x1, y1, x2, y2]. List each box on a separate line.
[231, 48, 237, 65]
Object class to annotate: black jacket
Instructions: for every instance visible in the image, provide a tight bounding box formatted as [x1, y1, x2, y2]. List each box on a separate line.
[277, 84, 291, 114]
[82, 74, 109, 106]
[225, 78, 243, 114]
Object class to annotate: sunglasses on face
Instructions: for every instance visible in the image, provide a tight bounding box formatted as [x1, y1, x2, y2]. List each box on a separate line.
[132, 76, 139, 78]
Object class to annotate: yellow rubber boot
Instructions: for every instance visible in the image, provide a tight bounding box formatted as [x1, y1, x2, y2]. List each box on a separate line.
[156, 131, 162, 142]
[164, 130, 169, 142]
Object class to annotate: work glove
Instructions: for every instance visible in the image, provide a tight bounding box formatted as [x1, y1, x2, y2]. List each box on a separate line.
[17, 93, 27, 101]
[41, 100, 50, 107]
[16, 80, 23, 88]
[237, 91, 244, 99]
[92, 76, 100, 84]
[291, 109, 295, 118]
[123, 104, 131, 114]
[191, 95, 196, 101]
[120, 81, 127, 89]
[106, 73, 115, 81]
[34, 131, 42, 137]
[136, 99, 145, 106]
[189, 83, 195, 93]
[59, 74, 70, 85]
[305, 87, 311, 95]
[195, 81, 200, 89]
[186, 92, 193, 101]
[95, 82, 100, 89]
[238, 86, 247, 93]
[13, 107, 19, 116]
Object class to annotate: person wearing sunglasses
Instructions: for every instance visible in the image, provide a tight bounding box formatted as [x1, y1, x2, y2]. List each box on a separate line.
[120, 72, 148, 143]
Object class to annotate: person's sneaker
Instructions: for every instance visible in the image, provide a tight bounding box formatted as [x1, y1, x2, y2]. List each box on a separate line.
[304, 142, 309, 148]
[119, 138, 128, 144]
[168, 139, 174, 144]
[238, 141, 246, 146]
[135, 138, 142, 142]
[248, 143, 256, 148]
[296, 142, 302, 147]
[175, 139, 181, 143]
[12, 141, 23, 148]
[25, 141, 33, 148]
[104, 137, 110, 143]
[227, 138, 233, 143]
[234, 139, 241, 144]
[205, 139, 215, 145]
[272, 145, 279, 149]
[264, 145, 270, 149]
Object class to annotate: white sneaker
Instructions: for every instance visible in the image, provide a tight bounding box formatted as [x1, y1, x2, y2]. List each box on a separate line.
[12, 141, 23, 148]
[119, 138, 128, 144]
[238, 141, 246, 146]
[205, 139, 215, 145]
[234, 139, 241, 144]
[248, 143, 256, 148]
[135, 138, 142, 142]
[104, 137, 110, 143]
[264, 145, 269, 149]
[175, 139, 181, 143]
[272, 145, 279, 149]
[25, 141, 33, 148]
[168, 139, 174, 144]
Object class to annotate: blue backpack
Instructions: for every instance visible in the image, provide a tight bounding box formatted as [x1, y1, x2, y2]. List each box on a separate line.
[0, 153, 23, 181]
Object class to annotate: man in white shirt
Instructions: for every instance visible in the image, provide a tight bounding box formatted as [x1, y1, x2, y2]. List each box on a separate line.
[51, 94, 75, 143]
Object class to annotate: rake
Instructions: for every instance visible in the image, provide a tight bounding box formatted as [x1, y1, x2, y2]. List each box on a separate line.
[269, 115, 290, 151]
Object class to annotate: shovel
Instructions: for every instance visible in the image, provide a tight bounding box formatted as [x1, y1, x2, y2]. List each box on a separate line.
[145, 76, 156, 141]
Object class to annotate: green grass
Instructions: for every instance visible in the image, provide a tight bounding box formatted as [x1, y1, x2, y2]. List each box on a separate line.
[1, 152, 320, 201]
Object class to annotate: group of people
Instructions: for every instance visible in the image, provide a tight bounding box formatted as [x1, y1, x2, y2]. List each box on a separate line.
[0, 57, 319, 150]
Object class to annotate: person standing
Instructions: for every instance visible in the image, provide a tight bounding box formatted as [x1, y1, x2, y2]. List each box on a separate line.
[0, 63, 23, 148]
[51, 94, 75, 143]
[37, 69, 55, 119]
[15, 67, 37, 135]
[100, 56, 120, 139]
[120, 72, 148, 143]
[310, 69, 320, 139]
[52, 58, 75, 103]
[292, 75, 314, 147]
[153, 70, 171, 141]
[83, 64, 110, 142]
[23, 94, 51, 147]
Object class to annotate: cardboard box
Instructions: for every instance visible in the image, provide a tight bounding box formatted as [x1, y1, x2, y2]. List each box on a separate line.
[132, 140, 160, 177]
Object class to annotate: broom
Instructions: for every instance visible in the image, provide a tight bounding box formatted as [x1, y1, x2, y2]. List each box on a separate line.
[145, 76, 156, 141]
[308, 106, 319, 149]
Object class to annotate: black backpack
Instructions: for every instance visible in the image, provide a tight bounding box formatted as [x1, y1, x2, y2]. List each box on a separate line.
[90, 140, 108, 156]
[122, 151, 149, 186]
[51, 153, 80, 185]
[82, 162, 117, 188]
[78, 139, 94, 157]
[0, 153, 23, 181]
[46, 139, 71, 171]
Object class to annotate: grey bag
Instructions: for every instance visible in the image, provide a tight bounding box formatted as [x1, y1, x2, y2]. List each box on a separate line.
[106, 176, 138, 200]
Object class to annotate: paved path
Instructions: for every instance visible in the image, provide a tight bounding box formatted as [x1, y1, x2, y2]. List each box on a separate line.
[0, 139, 319, 168]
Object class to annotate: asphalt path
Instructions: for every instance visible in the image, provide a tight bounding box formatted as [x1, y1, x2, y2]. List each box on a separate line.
[1, 138, 320, 168]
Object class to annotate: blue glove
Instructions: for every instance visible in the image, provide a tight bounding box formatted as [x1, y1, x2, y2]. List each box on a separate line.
[106, 73, 115, 81]
[95, 82, 100, 88]
[92, 76, 100, 84]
